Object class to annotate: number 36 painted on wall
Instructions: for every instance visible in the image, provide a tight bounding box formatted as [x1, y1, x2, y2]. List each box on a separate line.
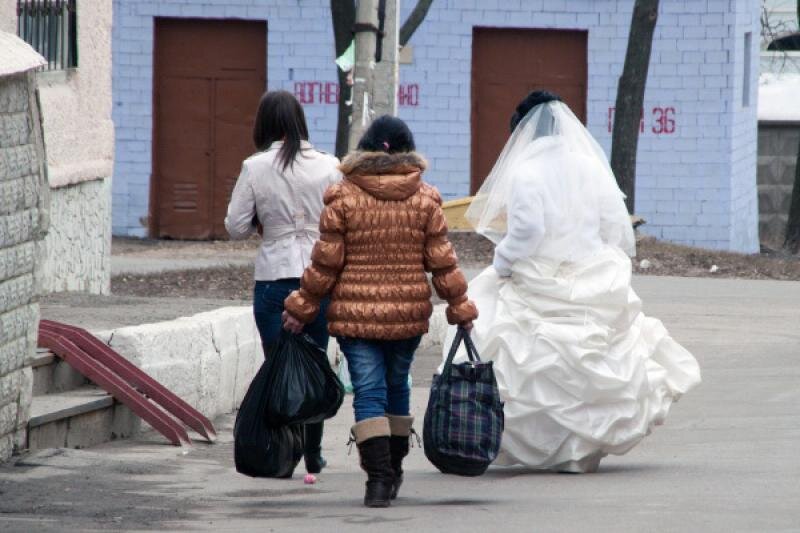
[607, 106, 676, 135]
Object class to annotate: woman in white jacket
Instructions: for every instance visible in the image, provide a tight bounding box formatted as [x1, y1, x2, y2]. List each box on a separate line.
[225, 90, 340, 474]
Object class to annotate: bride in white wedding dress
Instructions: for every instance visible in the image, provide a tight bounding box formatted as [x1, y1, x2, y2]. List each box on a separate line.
[443, 91, 701, 473]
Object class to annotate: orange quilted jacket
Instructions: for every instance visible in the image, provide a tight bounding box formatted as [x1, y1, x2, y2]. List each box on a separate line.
[284, 150, 478, 340]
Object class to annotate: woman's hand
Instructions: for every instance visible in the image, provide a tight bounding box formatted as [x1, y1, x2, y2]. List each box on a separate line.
[460, 321, 474, 332]
[282, 311, 304, 334]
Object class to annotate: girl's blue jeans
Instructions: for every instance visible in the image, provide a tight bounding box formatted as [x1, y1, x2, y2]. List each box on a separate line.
[337, 336, 422, 422]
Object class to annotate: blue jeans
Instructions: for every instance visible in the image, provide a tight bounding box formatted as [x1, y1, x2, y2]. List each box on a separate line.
[337, 336, 422, 422]
[253, 279, 329, 350]
[253, 279, 330, 463]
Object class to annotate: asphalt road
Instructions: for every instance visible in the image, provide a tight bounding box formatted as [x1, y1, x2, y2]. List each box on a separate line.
[4, 275, 800, 532]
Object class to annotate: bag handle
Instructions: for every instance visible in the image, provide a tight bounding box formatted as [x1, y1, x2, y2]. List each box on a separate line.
[441, 327, 481, 379]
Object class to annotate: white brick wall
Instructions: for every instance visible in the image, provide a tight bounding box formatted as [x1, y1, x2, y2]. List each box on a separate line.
[727, 0, 760, 253]
[112, 0, 760, 252]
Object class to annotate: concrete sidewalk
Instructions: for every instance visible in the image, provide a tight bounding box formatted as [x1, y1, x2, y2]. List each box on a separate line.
[3, 275, 799, 532]
[110, 238, 256, 276]
[40, 293, 250, 331]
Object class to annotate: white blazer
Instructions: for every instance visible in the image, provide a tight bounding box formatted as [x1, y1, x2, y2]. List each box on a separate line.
[225, 141, 341, 281]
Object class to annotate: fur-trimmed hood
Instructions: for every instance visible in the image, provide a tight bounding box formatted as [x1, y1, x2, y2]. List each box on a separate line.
[339, 151, 428, 201]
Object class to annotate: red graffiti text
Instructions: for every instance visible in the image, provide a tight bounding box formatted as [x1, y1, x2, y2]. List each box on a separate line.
[607, 106, 677, 135]
[294, 82, 420, 107]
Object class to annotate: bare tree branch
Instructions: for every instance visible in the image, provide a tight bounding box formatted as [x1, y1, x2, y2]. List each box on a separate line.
[399, 0, 433, 46]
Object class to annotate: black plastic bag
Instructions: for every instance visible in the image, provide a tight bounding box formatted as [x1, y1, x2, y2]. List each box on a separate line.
[234, 360, 304, 478]
[262, 331, 344, 427]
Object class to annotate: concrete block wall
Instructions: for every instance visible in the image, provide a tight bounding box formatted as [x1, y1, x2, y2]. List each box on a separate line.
[101, 303, 447, 424]
[757, 125, 799, 249]
[37, 178, 112, 294]
[102, 307, 265, 420]
[112, 0, 760, 252]
[0, 69, 48, 462]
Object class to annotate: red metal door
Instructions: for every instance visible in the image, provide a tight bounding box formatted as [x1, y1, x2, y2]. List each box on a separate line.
[471, 28, 588, 194]
[153, 18, 266, 239]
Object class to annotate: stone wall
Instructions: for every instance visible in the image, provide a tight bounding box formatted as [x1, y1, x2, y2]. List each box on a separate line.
[112, 0, 761, 252]
[102, 307, 265, 421]
[0, 70, 48, 462]
[757, 124, 800, 249]
[38, 178, 112, 294]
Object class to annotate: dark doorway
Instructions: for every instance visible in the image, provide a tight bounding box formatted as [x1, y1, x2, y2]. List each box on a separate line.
[152, 18, 266, 239]
[471, 28, 588, 194]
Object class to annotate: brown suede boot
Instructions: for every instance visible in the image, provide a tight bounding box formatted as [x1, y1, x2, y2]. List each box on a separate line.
[387, 415, 414, 499]
[352, 417, 394, 508]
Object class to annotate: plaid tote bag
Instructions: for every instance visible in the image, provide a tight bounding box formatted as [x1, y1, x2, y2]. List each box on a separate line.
[423, 327, 504, 476]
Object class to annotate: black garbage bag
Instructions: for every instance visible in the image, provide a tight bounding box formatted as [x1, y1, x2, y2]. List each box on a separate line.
[262, 331, 344, 427]
[234, 360, 304, 478]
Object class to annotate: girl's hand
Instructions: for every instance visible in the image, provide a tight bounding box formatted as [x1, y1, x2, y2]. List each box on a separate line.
[282, 311, 304, 334]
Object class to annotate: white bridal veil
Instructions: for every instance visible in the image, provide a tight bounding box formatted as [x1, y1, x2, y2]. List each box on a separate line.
[465, 101, 636, 258]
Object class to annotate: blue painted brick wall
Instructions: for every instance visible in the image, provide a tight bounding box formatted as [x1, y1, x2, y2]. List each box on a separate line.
[112, 0, 760, 252]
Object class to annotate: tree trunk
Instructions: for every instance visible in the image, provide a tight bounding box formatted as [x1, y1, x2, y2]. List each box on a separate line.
[348, 0, 380, 150]
[610, 0, 659, 214]
[330, 0, 356, 158]
[399, 0, 434, 46]
[784, 129, 800, 253]
[331, 0, 433, 156]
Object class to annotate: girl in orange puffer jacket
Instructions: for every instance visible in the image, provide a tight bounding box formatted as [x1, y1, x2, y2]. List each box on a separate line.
[284, 115, 477, 508]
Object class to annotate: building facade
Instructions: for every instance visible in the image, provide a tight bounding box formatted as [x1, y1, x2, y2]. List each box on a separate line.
[2, 0, 114, 295]
[112, 0, 760, 252]
[757, 0, 799, 250]
[0, 34, 48, 462]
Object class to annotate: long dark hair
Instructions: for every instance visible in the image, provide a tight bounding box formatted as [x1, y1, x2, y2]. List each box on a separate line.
[357, 115, 416, 153]
[252, 90, 310, 171]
